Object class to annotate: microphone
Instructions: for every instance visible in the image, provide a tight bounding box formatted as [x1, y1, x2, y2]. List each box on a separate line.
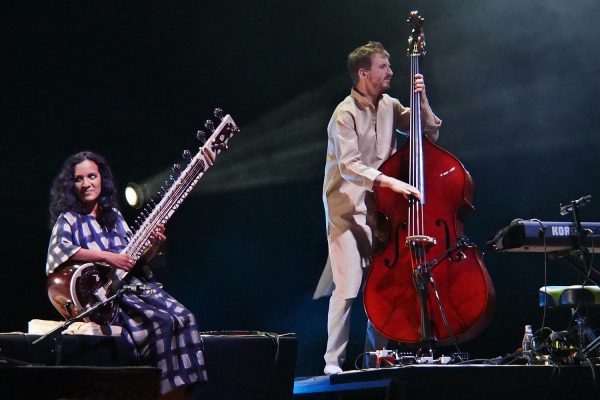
[559, 195, 592, 216]
[113, 281, 156, 295]
[125, 284, 155, 294]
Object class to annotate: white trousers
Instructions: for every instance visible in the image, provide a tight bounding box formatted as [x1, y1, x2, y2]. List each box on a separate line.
[324, 291, 389, 370]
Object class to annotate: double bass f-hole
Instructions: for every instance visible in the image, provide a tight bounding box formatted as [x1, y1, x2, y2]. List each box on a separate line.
[434, 218, 467, 262]
[436, 218, 451, 251]
[384, 222, 403, 269]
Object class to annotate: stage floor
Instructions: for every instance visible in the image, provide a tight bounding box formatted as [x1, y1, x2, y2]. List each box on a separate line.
[293, 363, 600, 400]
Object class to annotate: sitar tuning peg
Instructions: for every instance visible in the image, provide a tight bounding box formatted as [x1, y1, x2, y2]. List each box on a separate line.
[214, 108, 224, 120]
[205, 120, 215, 132]
[196, 130, 207, 144]
[172, 163, 181, 174]
[182, 149, 192, 161]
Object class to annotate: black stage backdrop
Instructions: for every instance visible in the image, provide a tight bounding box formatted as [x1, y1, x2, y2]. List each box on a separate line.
[2, 0, 599, 376]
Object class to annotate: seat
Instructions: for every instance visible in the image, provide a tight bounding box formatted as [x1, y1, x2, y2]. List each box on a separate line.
[539, 285, 600, 348]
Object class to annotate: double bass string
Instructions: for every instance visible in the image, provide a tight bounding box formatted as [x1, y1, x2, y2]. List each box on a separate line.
[408, 52, 428, 276]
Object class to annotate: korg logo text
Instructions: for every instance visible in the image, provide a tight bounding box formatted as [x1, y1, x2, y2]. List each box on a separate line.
[551, 226, 571, 236]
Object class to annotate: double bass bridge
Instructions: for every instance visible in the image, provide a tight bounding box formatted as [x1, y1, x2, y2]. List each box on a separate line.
[406, 235, 437, 249]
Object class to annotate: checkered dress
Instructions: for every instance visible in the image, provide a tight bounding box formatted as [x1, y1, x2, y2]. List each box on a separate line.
[46, 211, 208, 393]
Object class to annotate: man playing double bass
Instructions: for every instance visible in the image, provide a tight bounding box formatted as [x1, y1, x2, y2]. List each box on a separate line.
[314, 41, 442, 375]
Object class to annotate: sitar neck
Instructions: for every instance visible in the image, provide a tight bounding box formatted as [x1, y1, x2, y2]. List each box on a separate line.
[112, 112, 239, 282]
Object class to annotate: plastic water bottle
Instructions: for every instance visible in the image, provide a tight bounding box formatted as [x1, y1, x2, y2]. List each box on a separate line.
[522, 324, 533, 362]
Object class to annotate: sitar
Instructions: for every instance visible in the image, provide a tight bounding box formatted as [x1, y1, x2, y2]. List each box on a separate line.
[47, 108, 240, 324]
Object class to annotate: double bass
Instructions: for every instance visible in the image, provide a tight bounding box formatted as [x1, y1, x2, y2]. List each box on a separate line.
[363, 12, 495, 346]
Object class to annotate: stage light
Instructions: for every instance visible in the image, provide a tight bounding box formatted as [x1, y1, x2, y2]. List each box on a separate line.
[125, 182, 145, 209]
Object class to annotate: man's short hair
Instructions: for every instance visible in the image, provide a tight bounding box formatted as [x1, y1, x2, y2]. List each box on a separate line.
[347, 41, 390, 85]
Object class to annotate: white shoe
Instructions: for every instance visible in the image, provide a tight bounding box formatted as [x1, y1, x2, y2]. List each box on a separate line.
[324, 364, 343, 375]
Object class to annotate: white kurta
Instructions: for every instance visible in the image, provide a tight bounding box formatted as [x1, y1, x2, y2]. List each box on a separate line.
[316, 89, 441, 300]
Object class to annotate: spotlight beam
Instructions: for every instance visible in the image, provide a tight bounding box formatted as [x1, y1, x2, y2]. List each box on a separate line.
[129, 54, 591, 198]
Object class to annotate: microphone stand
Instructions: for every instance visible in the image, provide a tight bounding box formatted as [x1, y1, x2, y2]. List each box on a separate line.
[563, 196, 593, 283]
[413, 259, 436, 354]
[32, 287, 130, 366]
[558, 196, 600, 359]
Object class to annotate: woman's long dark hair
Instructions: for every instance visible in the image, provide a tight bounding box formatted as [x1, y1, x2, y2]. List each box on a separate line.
[49, 151, 120, 229]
